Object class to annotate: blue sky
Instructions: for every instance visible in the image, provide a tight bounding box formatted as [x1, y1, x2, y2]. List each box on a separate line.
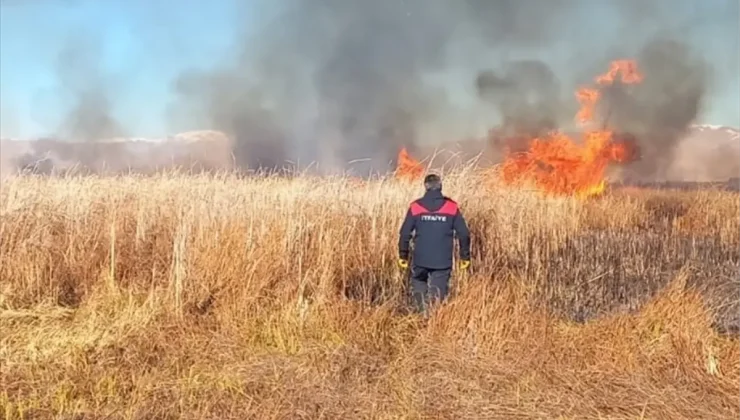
[1, 0, 738, 138]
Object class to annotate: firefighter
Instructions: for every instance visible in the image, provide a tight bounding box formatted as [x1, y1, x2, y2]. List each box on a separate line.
[398, 173, 471, 313]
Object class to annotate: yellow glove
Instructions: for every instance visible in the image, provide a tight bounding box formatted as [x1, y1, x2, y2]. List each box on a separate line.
[397, 258, 409, 269]
[459, 260, 471, 270]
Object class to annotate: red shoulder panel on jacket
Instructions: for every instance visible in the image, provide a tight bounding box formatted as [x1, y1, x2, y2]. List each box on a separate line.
[435, 199, 458, 216]
[410, 201, 429, 216]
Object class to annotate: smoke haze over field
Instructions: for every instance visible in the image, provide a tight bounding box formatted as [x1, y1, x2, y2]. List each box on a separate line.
[169, 0, 589, 173]
[167, 0, 738, 178]
[53, 34, 127, 142]
[1, 0, 738, 179]
[603, 39, 710, 180]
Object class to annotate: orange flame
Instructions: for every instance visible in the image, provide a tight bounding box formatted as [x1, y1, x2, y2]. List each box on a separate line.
[395, 147, 424, 180]
[500, 59, 643, 199]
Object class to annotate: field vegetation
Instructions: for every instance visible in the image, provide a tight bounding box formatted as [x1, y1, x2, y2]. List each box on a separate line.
[1, 170, 738, 419]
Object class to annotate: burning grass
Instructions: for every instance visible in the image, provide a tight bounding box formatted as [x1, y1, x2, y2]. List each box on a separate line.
[1, 171, 738, 419]
[396, 60, 646, 199]
[498, 59, 642, 199]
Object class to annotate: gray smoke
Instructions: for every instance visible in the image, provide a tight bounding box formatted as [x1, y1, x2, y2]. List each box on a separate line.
[601, 38, 709, 181]
[167, 0, 584, 175]
[475, 60, 564, 159]
[168, 0, 733, 177]
[6, 0, 734, 179]
[53, 34, 126, 142]
[582, 0, 737, 182]
[10, 32, 129, 174]
[473, 36, 715, 182]
[169, 70, 287, 171]
[471, 0, 738, 181]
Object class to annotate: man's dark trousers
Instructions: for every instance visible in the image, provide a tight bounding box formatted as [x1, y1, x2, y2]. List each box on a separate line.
[409, 264, 452, 313]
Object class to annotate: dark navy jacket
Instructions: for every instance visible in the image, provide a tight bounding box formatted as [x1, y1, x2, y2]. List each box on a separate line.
[398, 189, 471, 270]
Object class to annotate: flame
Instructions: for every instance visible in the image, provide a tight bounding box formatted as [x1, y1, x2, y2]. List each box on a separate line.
[499, 59, 643, 199]
[395, 147, 424, 180]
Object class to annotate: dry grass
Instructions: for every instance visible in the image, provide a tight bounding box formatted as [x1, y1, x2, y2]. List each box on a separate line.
[1, 170, 738, 419]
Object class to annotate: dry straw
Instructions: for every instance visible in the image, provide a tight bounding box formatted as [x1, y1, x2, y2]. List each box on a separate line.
[1, 169, 738, 419]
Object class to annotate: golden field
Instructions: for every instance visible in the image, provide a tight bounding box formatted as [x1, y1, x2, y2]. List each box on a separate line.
[1, 170, 738, 420]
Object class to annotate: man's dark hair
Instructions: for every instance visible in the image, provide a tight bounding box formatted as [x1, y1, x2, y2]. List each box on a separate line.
[423, 173, 442, 191]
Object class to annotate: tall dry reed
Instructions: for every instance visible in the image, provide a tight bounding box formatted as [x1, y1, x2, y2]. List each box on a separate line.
[1, 171, 738, 419]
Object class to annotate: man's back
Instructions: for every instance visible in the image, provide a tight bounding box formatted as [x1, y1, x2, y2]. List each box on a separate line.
[398, 188, 470, 270]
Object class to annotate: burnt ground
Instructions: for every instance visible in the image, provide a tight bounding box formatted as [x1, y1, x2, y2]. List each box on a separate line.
[614, 178, 740, 192]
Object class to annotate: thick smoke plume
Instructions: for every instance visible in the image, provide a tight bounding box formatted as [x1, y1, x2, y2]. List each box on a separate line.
[24, 28, 129, 147]
[4, 0, 736, 180]
[167, 0, 734, 178]
[53, 35, 126, 143]
[14, 33, 129, 173]
[168, 0, 582, 175]
[474, 36, 725, 181]
[475, 60, 564, 160]
[601, 38, 709, 181]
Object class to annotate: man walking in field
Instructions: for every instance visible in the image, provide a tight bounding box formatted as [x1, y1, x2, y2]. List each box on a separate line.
[398, 173, 471, 314]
